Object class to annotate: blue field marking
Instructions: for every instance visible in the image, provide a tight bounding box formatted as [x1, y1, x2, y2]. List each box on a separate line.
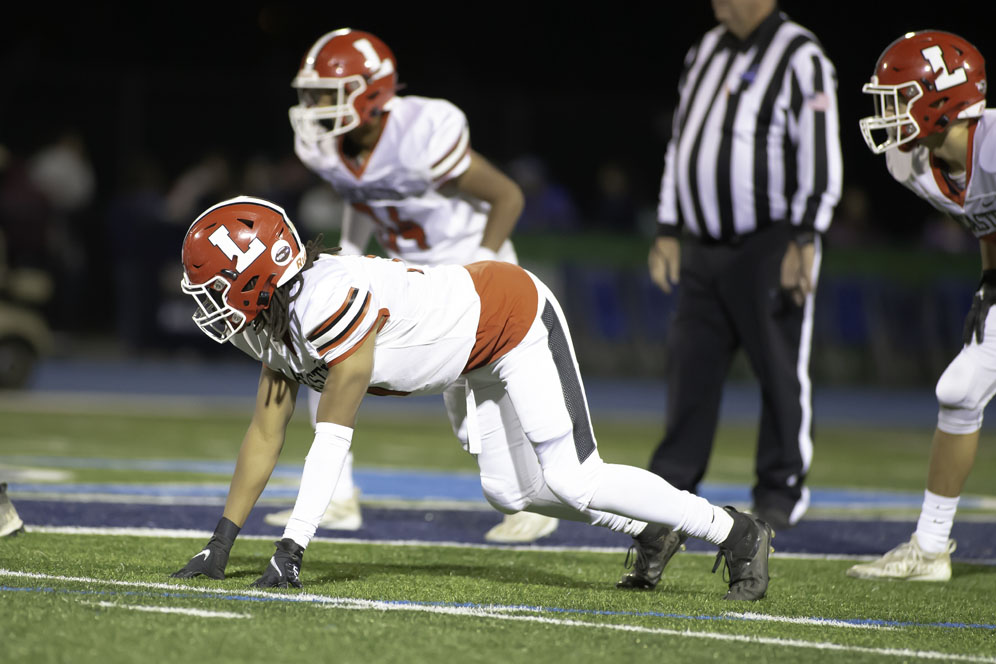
[12, 498, 996, 561]
[6, 456, 994, 510]
[3, 583, 994, 632]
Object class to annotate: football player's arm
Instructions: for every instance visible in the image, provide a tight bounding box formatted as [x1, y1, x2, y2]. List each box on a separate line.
[252, 330, 377, 588]
[171, 366, 298, 580]
[453, 150, 524, 259]
[223, 366, 300, 525]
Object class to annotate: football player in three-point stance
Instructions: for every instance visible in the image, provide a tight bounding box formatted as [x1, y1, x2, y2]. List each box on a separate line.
[264, 28, 557, 543]
[849, 30, 994, 582]
[170, 196, 772, 599]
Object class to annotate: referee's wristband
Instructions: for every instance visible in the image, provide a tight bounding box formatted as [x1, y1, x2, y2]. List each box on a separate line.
[792, 231, 816, 247]
[655, 223, 682, 238]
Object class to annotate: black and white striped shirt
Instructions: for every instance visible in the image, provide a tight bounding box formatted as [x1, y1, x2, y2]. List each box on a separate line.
[657, 11, 843, 242]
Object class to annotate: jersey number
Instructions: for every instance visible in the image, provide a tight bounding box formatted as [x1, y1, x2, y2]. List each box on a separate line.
[352, 203, 429, 253]
[921, 45, 968, 91]
[209, 226, 265, 273]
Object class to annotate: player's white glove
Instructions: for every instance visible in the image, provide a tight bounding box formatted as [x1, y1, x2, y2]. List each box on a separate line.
[251, 538, 305, 588]
[963, 270, 996, 345]
[170, 517, 240, 580]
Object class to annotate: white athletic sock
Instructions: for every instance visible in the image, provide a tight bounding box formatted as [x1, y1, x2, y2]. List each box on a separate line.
[588, 463, 731, 543]
[914, 489, 959, 554]
[330, 451, 355, 502]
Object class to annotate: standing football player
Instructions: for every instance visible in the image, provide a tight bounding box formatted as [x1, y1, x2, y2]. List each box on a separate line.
[170, 196, 773, 600]
[263, 28, 557, 543]
[848, 30, 993, 582]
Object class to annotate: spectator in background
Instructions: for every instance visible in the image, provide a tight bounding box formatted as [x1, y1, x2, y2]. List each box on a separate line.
[507, 155, 580, 233]
[105, 154, 170, 353]
[619, 0, 842, 591]
[592, 161, 639, 233]
[26, 130, 95, 332]
[165, 150, 236, 225]
[826, 186, 883, 249]
[0, 144, 52, 272]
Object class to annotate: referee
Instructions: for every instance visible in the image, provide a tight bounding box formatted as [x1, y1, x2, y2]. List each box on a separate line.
[619, 0, 843, 591]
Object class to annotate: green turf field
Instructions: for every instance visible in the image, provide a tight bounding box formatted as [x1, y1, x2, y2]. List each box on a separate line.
[1, 398, 995, 663]
[2, 534, 995, 664]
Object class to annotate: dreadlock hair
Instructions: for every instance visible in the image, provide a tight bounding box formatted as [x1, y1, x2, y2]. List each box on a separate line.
[254, 233, 340, 341]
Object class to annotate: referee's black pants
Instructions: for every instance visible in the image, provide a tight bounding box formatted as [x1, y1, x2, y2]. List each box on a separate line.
[648, 223, 815, 522]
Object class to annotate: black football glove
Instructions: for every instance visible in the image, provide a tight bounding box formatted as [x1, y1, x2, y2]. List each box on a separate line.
[963, 270, 996, 346]
[251, 538, 305, 589]
[170, 517, 240, 580]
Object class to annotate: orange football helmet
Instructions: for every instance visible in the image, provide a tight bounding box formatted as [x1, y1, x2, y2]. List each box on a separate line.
[860, 30, 986, 153]
[181, 196, 307, 343]
[289, 28, 399, 141]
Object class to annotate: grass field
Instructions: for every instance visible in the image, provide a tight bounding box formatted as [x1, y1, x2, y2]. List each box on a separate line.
[1, 395, 995, 663]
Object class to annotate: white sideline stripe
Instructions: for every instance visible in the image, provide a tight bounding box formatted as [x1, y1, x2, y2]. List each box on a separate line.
[21, 525, 996, 565]
[3, 570, 991, 663]
[89, 600, 249, 619]
[724, 611, 894, 630]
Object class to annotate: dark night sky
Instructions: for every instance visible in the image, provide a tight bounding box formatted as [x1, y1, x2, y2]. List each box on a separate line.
[3, 1, 996, 235]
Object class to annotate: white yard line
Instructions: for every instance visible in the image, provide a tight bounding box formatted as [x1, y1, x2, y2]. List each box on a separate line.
[2, 569, 993, 663]
[19, 524, 996, 565]
[723, 611, 895, 630]
[88, 600, 249, 619]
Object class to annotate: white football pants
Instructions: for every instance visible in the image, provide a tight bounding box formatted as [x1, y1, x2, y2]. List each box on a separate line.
[464, 272, 727, 540]
[936, 304, 996, 434]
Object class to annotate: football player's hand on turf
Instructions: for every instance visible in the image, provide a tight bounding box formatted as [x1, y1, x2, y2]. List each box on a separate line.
[963, 270, 996, 346]
[170, 517, 240, 580]
[251, 538, 305, 588]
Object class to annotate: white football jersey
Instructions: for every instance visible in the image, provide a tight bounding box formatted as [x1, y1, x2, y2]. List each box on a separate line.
[886, 109, 996, 241]
[231, 254, 481, 395]
[295, 95, 501, 265]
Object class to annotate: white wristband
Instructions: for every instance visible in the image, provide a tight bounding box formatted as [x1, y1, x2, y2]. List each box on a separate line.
[283, 423, 354, 548]
[315, 421, 354, 441]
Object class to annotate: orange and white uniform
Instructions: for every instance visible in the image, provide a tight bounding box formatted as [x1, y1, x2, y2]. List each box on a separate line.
[886, 109, 996, 434]
[231, 256, 692, 536]
[294, 95, 516, 265]
[886, 110, 996, 242]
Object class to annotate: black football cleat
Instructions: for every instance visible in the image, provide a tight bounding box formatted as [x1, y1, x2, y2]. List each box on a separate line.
[616, 524, 687, 590]
[713, 506, 774, 601]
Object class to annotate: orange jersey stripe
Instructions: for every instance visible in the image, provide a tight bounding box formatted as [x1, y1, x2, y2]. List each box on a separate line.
[308, 287, 358, 342]
[462, 262, 538, 373]
[326, 308, 389, 368]
[317, 292, 371, 356]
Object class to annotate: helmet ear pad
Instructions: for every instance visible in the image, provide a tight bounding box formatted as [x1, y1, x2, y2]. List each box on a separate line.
[254, 274, 277, 310]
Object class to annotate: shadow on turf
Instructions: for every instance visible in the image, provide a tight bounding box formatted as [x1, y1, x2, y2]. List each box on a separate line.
[216, 555, 719, 598]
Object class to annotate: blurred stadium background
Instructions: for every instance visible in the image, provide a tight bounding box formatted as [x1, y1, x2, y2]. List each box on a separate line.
[0, 1, 993, 393]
